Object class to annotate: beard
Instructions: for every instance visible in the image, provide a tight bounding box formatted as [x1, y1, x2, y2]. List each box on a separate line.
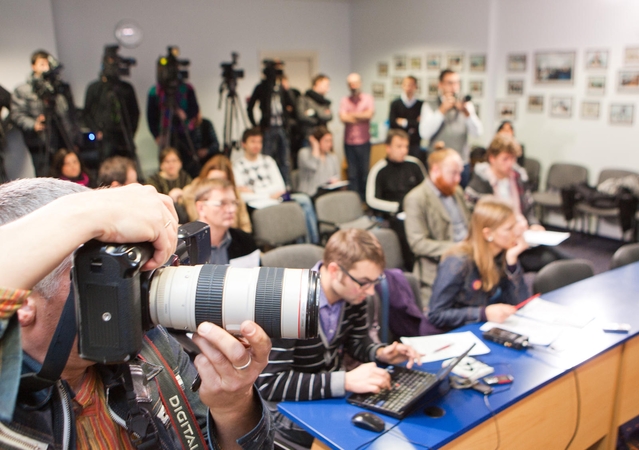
[433, 175, 458, 197]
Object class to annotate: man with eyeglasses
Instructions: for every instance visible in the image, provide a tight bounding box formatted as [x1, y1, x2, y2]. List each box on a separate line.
[256, 228, 420, 447]
[194, 178, 257, 265]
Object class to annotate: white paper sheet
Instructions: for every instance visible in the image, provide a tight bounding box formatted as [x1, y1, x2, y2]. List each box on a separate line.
[523, 230, 570, 246]
[229, 249, 261, 268]
[480, 315, 567, 346]
[517, 297, 594, 328]
[401, 331, 490, 363]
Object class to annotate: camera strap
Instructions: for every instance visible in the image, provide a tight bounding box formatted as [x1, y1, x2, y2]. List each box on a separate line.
[139, 335, 207, 450]
[20, 289, 77, 392]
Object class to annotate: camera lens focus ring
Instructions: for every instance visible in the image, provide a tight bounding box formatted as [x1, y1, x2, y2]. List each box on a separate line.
[194, 264, 227, 327]
[255, 267, 284, 338]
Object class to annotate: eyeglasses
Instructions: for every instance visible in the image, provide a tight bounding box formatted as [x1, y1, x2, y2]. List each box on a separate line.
[337, 264, 385, 289]
[201, 199, 239, 209]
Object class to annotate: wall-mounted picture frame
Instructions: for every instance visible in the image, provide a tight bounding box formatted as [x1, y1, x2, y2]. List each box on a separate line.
[426, 53, 441, 71]
[394, 55, 407, 71]
[534, 51, 575, 84]
[392, 76, 403, 92]
[446, 52, 464, 72]
[372, 82, 385, 99]
[550, 96, 573, 118]
[610, 104, 634, 125]
[427, 78, 439, 99]
[377, 62, 389, 78]
[507, 79, 524, 96]
[581, 101, 600, 119]
[469, 54, 486, 72]
[618, 70, 639, 93]
[507, 53, 527, 72]
[527, 95, 544, 113]
[469, 80, 484, 98]
[585, 50, 608, 70]
[587, 76, 606, 95]
[496, 100, 517, 121]
[624, 47, 639, 66]
[410, 56, 422, 71]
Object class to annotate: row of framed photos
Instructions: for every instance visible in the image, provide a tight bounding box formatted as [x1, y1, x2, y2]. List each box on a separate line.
[379, 53, 486, 76]
[495, 98, 634, 125]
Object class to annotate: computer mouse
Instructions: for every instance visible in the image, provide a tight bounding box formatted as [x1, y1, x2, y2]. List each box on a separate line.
[351, 411, 385, 433]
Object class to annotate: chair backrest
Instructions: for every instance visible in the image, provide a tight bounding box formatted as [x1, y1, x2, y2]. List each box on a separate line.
[370, 228, 404, 270]
[252, 202, 307, 248]
[532, 259, 595, 294]
[610, 243, 639, 270]
[546, 163, 589, 191]
[261, 244, 324, 269]
[315, 191, 364, 226]
[523, 158, 541, 192]
[290, 169, 300, 192]
[597, 168, 639, 185]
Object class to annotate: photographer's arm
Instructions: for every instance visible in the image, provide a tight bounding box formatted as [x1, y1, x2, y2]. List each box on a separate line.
[0, 184, 178, 290]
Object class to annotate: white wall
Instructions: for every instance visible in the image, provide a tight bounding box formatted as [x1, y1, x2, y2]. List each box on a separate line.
[0, 0, 58, 104]
[45, 0, 352, 173]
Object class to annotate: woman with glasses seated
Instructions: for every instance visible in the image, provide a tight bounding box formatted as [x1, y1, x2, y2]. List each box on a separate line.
[428, 196, 530, 331]
[193, 178, 257, 265]
[255, 228, 420, 448]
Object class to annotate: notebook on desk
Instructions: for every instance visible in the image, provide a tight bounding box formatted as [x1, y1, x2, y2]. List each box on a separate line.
[347, 344, 475, 419]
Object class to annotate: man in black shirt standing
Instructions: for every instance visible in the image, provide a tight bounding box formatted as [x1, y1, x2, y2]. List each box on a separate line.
[389, 76, 424, 164]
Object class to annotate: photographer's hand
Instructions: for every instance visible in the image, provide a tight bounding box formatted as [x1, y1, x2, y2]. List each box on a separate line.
[192, 320, 271, 450]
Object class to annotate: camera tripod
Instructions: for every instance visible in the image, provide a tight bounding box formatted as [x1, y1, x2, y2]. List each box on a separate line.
[157, 86, 198, 174]
[219, 77, 249, 158]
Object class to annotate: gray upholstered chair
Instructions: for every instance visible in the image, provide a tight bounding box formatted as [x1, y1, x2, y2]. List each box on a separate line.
[370, 228, 404, 270]
[251, 202, 308, 249]
[532, 163, 589, 223]
[610, 242, 639, 270]
[532, 259, 595, 294]
[314, 191, 377, 244]
[261, 244, 324, 269]
[523, 157, 541, 193]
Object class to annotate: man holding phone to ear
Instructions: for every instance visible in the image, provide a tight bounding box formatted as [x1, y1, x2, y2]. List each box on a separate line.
[419, 69, 483, 187]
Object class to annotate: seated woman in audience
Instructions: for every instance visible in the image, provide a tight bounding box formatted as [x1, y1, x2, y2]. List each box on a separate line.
[428, 196, 530, 330]
[146, 147, 192, 223]
[50, 148, 91, 187]
[297, 125, 341, 197]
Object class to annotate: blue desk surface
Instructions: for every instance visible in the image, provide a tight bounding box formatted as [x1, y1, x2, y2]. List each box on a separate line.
[278, 263, 639, 449]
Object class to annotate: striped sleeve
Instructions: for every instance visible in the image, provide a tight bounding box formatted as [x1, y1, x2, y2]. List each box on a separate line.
[256, 338, 338, 401]
[343, 302, 384, 363]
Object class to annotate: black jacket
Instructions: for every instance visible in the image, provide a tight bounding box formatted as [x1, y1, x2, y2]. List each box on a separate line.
[84, 78, 140, 136]
[247, 80, 294, 129]
[389, 98, 423, 146]
[229, 227, 258, 260]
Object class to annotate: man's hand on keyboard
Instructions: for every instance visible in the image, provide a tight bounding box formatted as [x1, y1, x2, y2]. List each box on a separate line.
[345, 362, 392, 393]
[375, 342, 422, 368]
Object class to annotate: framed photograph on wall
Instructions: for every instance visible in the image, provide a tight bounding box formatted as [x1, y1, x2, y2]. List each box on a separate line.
[534, 51, 576, 84]
[507, 53, 527, 72]
[469, 80, 484, 98]
[624, 48, 639, 66]
[617, 70, 639, 93]
[446, 52, 464, 72]
[527, 95, 544, 113]
[496, 100, 517, 121]
[427, 78, 439, 99]
[550, 96, 573, 118]
[469, 54, 486, 72]
[394, 55, 407, 71]
[507, 79, 524, 96]
[410, 56, 422, 71]
[426, 53, 441, 71]
[585, 50, 608, 70]
[377, 62, 389, 78]
[587, 76, 606, 95]
[581, 101, 600, 119]
[610, 104, 634, 125]
[392, 76, 403, 92]
[372, 82, 385, 99]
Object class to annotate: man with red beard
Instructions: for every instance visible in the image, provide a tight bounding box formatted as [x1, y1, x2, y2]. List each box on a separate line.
[403, 148, 470, 306]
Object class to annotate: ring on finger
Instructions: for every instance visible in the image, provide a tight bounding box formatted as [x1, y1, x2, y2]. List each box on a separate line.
[232, 355, 252, 371]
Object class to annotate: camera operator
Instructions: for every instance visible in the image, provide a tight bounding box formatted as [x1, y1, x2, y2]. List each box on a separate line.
[147, 47, 201, 178]
[0, 179, 274, 449]
[0, 84, 11, 182]
[10, 50, 80, 177]
[419, 69, 483, 187]
[247, 60, 295, 187]
[84, 45, 140, 163]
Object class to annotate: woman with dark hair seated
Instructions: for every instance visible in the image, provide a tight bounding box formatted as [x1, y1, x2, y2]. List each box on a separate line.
[50, 148, 91, 187]
[146, 147, 192, 222]
[297, 125, 341, 197]
[428, 196, 530, 331]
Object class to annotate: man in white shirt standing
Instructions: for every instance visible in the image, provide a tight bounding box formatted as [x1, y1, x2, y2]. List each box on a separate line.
[419, 69, 483, 187]
[234, 127, 319, 244]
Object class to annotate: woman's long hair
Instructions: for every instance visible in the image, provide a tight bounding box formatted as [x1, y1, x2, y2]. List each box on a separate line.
[445, 196, 515, 292]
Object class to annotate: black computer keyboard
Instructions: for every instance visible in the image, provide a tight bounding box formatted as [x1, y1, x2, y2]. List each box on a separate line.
[347, 366, 438, 419]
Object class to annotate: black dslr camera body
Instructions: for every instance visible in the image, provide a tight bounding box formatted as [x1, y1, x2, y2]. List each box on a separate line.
[73, 221, 320, 365]
[102, 45, 137, 80]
